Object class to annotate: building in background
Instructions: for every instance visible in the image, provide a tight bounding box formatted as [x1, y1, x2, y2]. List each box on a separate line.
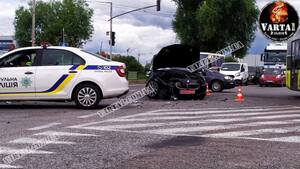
[240, 54, 263, 67]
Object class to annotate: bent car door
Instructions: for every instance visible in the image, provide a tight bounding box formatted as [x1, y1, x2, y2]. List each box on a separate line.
[35, 49, 85, 99]
[0, 49, 38, 100]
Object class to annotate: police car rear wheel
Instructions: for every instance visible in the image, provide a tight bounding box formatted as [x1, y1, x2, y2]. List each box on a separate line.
[74, 84, 101, 108]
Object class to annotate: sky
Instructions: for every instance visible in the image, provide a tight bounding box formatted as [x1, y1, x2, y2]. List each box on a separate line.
[0, 0, 300, 65]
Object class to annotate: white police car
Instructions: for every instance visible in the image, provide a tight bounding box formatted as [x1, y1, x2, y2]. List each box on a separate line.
[0, 46, 129, 108]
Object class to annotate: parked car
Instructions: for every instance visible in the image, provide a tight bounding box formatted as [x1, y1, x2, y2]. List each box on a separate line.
[197, 68, 235, 92]
[0, 46, 129, 108]
[219, 62, 249, 85]
[259, 68, 285, 87]
[146, 44, 206, 100]
[248, 66, 263, 84]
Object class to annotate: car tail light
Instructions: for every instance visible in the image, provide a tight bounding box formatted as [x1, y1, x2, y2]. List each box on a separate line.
[261, 75, 265, 79]
[116, 66, 126, 77]
[276, 75, 281, 79]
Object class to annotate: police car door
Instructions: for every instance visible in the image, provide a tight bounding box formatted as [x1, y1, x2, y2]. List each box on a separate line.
[35, 49, 85, 99]
[0, 49, 38, 100]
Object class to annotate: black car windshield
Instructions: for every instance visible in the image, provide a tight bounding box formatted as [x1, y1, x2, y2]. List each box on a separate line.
[221, 64, 240, 71]
[263, 68, 282, 75]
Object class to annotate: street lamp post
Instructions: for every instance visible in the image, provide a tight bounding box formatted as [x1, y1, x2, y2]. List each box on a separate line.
[94, 0, 160, 59]
[94, 1, 113, 59]
[109, 2, 112, 59]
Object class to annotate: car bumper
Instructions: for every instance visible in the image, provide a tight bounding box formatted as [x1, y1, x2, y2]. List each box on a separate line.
[259, 79, 283, 85]
[223, 81, 236, 89]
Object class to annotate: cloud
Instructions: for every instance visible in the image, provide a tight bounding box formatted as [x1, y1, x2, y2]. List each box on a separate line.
[84, 0, 177, 64]
[0, 2, 16, 36]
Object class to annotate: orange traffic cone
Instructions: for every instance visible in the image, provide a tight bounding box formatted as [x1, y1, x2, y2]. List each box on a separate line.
[206, 83, 211, 96]
[235, 86, 244, 102]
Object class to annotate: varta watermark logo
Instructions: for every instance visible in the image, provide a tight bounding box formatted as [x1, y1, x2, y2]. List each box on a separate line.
[259, 1, 299, 41]
[0, 77, 18, 88]
[260, 23, 296, 35]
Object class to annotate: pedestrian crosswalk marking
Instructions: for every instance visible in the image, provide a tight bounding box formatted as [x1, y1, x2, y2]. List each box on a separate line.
[34, 131, 98, 137]
[130, 107, 300, 117]
[265, 136, 300, 143]
[77, 105, 296, 119]
[105, 110, 300, 123]
[0, 147, 54, 155]
[0, 164, 22, 168]
[10, 138, 75, 145]
[203, 126, 300, 138]
[68, 106, 300, 144]
[27, 123, 61, 131]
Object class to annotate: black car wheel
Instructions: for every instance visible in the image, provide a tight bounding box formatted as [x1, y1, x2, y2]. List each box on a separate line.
[146, 80, 160, 98]
[211, 80, 223, 92]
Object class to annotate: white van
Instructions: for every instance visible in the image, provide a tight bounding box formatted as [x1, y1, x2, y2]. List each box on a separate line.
[220, 63, 249, 85]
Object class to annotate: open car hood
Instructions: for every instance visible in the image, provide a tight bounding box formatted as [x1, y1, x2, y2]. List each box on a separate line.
[152, 44, 200, 70]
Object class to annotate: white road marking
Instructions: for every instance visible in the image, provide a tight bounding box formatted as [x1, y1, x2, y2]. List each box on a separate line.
[0, 164, 22, 168]
[10, 138, 75, 145]
[27, 123, 61, 131]
[105, 110, 300, 123]
[77, 105, 295, 119]
[34, 131, 98, 137]
[203, 126, 300, 138]
[0, 147, 54, 155]
[135, 107, 300, 117]
[118, 106, 299, 119]
[67, 119, 211, 130]
[142, 121, 295, 135]
[77, 120, 292, 133]
[266, 136, 300, 143]
[73, 106, 300, 144]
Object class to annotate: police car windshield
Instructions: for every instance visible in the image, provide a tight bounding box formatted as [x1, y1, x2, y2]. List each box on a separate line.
[82, 50, 111, 61]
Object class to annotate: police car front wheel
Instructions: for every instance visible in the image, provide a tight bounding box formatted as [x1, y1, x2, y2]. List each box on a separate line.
[74, 84, 101, 108]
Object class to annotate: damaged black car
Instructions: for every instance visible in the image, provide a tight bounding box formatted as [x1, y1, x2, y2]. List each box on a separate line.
[146, 44, 207, 100]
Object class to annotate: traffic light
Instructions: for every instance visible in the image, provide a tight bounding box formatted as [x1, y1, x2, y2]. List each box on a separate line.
[110, 32, 115, 46]
[157, 0, 160, 11]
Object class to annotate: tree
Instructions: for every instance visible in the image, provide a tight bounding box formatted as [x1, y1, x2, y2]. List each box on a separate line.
[172, 0, 259, 58]
[112, 56, 144, 73]
[14, 0, 93, 47]
[225, 56, 238, 63]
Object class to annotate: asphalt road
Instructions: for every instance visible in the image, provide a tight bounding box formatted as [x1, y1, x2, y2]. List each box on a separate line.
[0, 85, 300, 169]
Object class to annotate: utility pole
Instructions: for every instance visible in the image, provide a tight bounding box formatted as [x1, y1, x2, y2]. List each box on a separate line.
[109, 2, 112, 59]
[31, 0, 36, 46]
[94, 1, 113, 59]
